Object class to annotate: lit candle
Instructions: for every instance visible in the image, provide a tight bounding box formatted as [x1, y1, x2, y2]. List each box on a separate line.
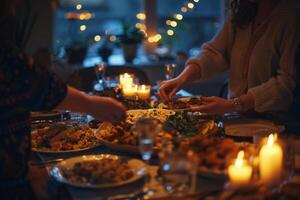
[137, 85, 151, 100]
[122, 84, 137, 98]
[119, 73, 134, 88]
[259, 134, 283, 186]
[228, 151, 253, 187]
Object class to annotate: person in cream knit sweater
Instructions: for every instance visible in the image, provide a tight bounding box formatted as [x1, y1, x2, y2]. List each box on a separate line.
[159, 0, 300, 123]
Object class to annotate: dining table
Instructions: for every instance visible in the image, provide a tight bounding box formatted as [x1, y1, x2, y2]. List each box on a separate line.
[28, 89, 300, 200]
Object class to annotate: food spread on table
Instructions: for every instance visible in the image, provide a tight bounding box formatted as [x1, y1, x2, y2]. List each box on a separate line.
[126, 109, 175, 124]
[158, 97, 204, 110]
[180, 137, 255, 174]
[62, 158, 134, 185]
[166, 111, 218, 137]
[31, 123, 100, 152]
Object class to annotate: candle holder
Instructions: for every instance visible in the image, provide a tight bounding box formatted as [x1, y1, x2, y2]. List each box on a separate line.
[137, 85, 151, 100]
[122, 84, 137, 99]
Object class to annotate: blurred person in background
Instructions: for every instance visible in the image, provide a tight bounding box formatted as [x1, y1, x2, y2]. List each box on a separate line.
[159, 0, 300, 128]
[0, 0, 126, 199]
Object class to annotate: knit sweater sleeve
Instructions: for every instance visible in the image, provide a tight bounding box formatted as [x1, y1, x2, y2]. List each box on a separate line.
[248, 14, 300, 112]
[185, 18, 233, 81]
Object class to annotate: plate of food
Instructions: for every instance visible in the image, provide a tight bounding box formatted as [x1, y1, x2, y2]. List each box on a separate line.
[126, 109, 175, 124]
[165, 111, 219, 137]
[180, 137, 255, 179]
[49, 154, 146, 189]
[224, 118, 285, 138]
[94, 111, 219, 154]
[158, 97, 204, 111]
[94, 122, 179, 154]
[31, 123, 102, 153]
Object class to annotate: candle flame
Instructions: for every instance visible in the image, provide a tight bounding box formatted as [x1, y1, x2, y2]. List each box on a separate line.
[267, 134, 276, 146]
[237, 150, 244, 159]
[235, 151, 244, 167]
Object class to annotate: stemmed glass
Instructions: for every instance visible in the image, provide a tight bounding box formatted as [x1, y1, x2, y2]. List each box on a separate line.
[132, 118, 162, 197]
[165, 63, 177, 80]
[94, 62, 106, 90]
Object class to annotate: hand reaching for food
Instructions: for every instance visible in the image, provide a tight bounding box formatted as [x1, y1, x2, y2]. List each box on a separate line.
[191, 96, 236, 115]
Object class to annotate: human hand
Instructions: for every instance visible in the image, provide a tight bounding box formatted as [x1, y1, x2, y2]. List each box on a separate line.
[191, 96, 235, 115]
[86, 96, 126, 123]
[158, 78, 185, 101]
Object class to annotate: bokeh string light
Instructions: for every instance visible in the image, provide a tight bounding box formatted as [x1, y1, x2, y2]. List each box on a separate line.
[164, 0, 200, 38]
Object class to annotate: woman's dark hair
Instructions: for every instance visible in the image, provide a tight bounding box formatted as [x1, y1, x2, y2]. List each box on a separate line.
[230, 0, 258, 29]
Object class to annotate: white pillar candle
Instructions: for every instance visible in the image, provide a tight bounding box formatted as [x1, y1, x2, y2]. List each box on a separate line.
[137, 85, 151, 100]
[259, 134, 283, 187]
[228, 151, 252, 187]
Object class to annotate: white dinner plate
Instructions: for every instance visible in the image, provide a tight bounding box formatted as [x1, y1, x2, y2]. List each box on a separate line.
[224, 119, 285, 137]
[50, 154, 146, 189]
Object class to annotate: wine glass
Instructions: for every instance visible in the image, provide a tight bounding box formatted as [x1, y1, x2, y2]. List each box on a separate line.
[132, 118, 162, 197]
[94, 62, 106, 90]
[165, 63, 177, 80]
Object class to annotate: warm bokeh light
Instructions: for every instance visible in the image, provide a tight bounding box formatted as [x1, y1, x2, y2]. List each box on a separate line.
[136, 13, 146, 20]
[194, 0, 200, 2]
[166, 20, 172, 25]
[79, 25, 87, 31]
[170, 21, 177, 27]
[181, 7, 188, 13]
[109, 35, 117, 42]
[76, 4, 82, 10]
[94, 35, 101, 42]
[167, 29, 174, 36]
[135, 23, 146, 30]
[187, 2, 195, 9]
[147, 34, 162, 43]
[174, 14, 183, 20]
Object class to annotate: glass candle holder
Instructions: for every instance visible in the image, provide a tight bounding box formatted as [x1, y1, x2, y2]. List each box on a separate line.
[122, 84, 137, 99]
[137, 85, 151, 100]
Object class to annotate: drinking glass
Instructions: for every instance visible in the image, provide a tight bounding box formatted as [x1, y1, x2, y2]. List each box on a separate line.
[94, 62, 106, 90]
[159, 150, 196, 196]
[165, 63, 177, 80]
[132, 118, 162, 196]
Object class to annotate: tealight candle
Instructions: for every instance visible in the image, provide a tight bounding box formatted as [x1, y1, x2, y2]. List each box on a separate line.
[228, 151, 252, 187]
[119, 73, 134, 88]
[259, 134, 283, 186]
[137, 85, 151, 100]
[122, 84, 137, 98]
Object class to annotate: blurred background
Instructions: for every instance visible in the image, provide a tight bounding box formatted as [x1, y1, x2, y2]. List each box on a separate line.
[25, 0, 229, 96]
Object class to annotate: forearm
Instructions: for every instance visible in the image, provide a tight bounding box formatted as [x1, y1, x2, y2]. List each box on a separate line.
[176, 64, 202, 86]
[56, 86, 90, 114]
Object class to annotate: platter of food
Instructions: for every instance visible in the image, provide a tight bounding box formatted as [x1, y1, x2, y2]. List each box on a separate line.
[180, 137, 255, 179]
[94, 110, 219, 154]
[94, 122, 180, 154]
[31, 123, 102, 153]
[158, 97, 204, 111]
[49, 154, 146, 189]
[126, 109, 175, 124]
